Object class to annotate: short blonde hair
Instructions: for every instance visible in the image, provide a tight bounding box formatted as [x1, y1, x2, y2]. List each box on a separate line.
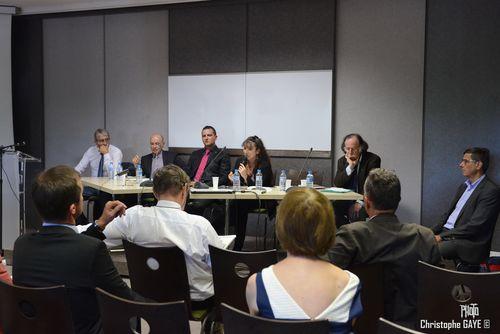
[276, 188, 336, 256]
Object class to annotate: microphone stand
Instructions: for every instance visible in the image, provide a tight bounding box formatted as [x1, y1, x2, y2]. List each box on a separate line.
[297, 147, 314, 180]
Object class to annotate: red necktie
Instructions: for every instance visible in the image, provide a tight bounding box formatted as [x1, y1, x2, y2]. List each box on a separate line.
[194, 149, 211, 181]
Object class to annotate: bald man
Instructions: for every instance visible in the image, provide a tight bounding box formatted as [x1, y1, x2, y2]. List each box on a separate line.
[133, 133, 185, 178]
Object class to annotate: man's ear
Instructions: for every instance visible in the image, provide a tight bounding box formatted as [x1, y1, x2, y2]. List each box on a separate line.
[476, 160, 483, 171]
[69, 203, 77, 216]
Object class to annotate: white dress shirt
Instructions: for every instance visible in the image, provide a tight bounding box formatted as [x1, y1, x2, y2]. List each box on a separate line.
[75, 144, 123, 177]
[103, 200, 224, 301]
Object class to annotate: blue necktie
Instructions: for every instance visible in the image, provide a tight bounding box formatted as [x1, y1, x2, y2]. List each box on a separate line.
[97, 154, 104, 177]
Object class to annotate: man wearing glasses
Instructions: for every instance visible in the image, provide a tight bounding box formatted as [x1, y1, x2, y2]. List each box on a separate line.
[75, 129, 123, 218]
[432, 147, 500, 269]
[334, 133, 381, 226]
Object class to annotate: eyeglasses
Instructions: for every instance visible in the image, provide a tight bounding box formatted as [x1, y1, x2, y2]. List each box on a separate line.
[460, 159, 477, 164]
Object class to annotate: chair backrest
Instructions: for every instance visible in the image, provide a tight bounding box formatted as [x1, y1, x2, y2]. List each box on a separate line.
[378, 318, 424, 334]
[96, 287, 190, 334]
[221, 303, 330, 334]
[349, 263, 385, 334]
[417, 260, 500, 333]
[0, 280, 74, 334]
[122, 239, 192, 311]
[209, 245, 277, 315]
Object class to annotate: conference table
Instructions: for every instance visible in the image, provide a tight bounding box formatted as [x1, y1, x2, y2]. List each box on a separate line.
[81, 176, 362, 234]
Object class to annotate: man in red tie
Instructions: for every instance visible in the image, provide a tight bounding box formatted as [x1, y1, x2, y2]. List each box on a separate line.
[186, 126, 230, 187]
[185, 126, 230, 233]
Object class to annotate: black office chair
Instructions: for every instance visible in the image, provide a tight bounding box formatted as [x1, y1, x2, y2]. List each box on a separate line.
[96, 287, 190, 334]
[122, 239, 211, 333]
[209, 245, 277, 320]
[0, 280, 74, 334]
[221, 303, 330, 334]
[349, 263, 385, 334]
[417, 260, 500, 333]
[378, 318, 424, 334]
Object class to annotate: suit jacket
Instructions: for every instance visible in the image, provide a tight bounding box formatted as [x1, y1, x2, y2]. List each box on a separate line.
[432, 176, 500, 264]
[140, 150, 185, 178]
[334, 151, 381, 194]
[328, 214, 442, 327]
[12, 226, 141, 334]
[186, 145, 230, 186]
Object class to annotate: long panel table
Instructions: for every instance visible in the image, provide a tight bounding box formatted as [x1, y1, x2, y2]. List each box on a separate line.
[81, 177, 362, 234]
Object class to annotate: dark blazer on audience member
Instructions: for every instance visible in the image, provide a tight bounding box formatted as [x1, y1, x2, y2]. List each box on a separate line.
[140, 150, 185, 178]
[334, 151, 381, 194]
[13, 226, 141, 334]
[328, 214, 442, 327]
[432, 176, 500, 264]
[186, 145, 230, 186]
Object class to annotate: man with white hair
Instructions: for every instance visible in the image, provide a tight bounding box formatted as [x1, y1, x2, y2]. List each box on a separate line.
[132, 133, 185, 178]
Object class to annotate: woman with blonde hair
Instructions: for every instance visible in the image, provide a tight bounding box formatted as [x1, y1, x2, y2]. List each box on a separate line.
[246, 188, 362, 333]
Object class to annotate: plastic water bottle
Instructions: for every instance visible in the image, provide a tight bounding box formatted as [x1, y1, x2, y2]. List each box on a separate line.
[114, 162, 122, 185]
[279, 170, 287, 191]
[107, 161, 114, 179]
[233, 169, 241, 191]
[136, 164, 143, 184]
[306, 169, 314, 188]
[255, 169, 263, 190]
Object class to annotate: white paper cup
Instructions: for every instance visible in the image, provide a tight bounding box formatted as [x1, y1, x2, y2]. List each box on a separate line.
[212, 176, 219, 189]
[300, 179, 307, 187]
[285, 179, 292, 189]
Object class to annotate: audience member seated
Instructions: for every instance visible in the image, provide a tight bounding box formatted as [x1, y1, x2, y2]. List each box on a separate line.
[227, 136, 275, 251]
[12, 165, 141, 334]
[333, 133, 381, 226]
[100, 164, 224, 310]
[432, 147, 500, 268]
[0, 255, 10, 284]
[75, 128, 122, 218]
[0, 255, 9, 334]
[246, 188, 362, 334]
[329, 168, 441, 328]
[185, 125, 231, 234]
[132, 133, 185, 179]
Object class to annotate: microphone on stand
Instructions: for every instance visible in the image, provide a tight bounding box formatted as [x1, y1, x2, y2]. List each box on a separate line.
[298, 147, 314, 180]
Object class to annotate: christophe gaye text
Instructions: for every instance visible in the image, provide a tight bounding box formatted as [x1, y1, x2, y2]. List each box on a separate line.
[420, 303, 492, 331]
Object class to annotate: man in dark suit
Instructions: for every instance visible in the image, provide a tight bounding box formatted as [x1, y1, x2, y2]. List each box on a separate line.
[186, 125, 230, 187]
[185, 126, 230, 233]
[334, 133, 381, 226]
[12, 165, 141, 334]
[329, 168, 442, 327]
[132, 133, 185, 178]
[433, 147, 500, 267]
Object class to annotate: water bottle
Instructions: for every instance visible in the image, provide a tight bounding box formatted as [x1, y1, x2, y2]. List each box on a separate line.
[279, 170, 287, 191]
[107, 161, 114, 179]
[255, 169, 263, 190]
[233, 169, 241, 191]
[114, 162, 122, 185]
[136, 164, 143, 184]
[306, 169, 314, 188]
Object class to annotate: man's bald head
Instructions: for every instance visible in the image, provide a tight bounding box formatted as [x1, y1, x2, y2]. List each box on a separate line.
[150, 133, 165, 156]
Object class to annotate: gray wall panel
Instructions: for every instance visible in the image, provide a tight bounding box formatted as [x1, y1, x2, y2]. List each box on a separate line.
[336, 0, 425, 224]
[247, 0, 334, 72]
[423, 0, 500, 249]
[44, 16, 105, 171]
[169, 4, 246, 74]
[105, 11, 169, 162]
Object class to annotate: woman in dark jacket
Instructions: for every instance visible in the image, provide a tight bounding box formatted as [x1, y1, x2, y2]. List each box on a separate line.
[228, 136, 274, 250]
